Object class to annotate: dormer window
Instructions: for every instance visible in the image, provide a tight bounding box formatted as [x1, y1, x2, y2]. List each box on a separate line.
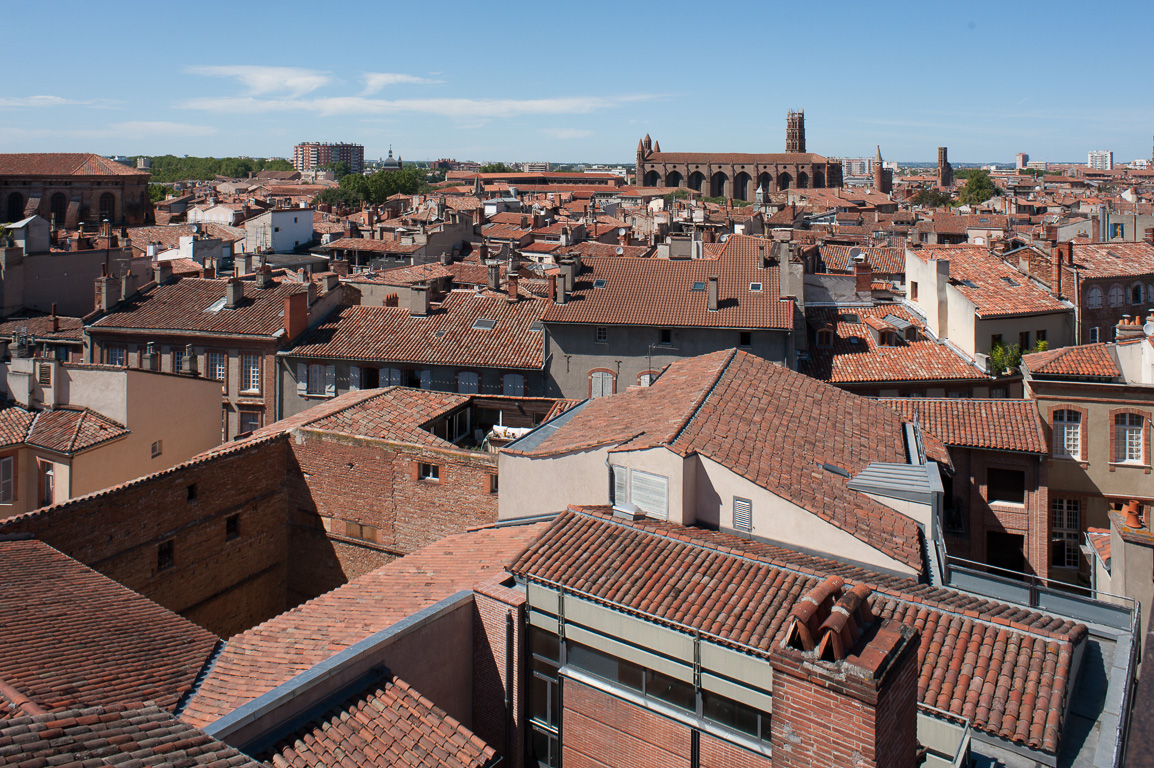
[880, 331, 898, 347]
[816, 329, 833, 347]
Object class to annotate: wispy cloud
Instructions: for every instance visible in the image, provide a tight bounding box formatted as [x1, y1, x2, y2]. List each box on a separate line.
[0, 121, 218, 145]
[184, 65, 332, 97]
[544, 128, 592, 139]
[360, 72, 443, 95]
[178, 94, 659, 120]
[0, 95, 120, 108]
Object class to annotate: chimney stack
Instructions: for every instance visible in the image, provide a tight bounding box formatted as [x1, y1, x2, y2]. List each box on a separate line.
[707, 275, 719, 311]
[507, 273, 520, 302]
[182, 344, 198, 376]
[256, 264, 273, 289]
[50, 303, 58, 333]
[283, 291, 308, 340]
[121, 272, 138, 301]
[225, 278, 244, 309]
[1050, 246, 1063, 298]
[854, 256, 873, 295]
[408, 285, 430, 316]
[487, 263, 501, 291]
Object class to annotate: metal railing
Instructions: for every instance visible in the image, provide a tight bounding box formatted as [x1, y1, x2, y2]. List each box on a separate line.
[917, 703, 971, 768]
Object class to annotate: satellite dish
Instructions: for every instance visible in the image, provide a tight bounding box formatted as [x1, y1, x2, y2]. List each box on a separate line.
[1145, 321, 1154, 337]
[618, 227, 626, 236]
[849, 246, 864, 262]
[616, 247, 624, 255]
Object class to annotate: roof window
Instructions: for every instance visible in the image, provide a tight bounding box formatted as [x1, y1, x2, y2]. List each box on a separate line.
[529, 320, 544, 332]
[840, 313, 860, 324]
[958, 279, 979, 288]
[472, 319, 496, 331]
[749, 282, 763, 292]
[1000, 276, 1020, 287]
[593, 279, 608, 289]
[691, 281, 706, 292]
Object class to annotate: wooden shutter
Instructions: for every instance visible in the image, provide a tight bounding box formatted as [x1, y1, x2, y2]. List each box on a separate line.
[325, 365, 336, 396]
[0, 456, 12, 503]
[733, 497, 752, 532]
[296, 363, 308, 395]
[630, 470, 667, 520]
[349, 366, 360, 391]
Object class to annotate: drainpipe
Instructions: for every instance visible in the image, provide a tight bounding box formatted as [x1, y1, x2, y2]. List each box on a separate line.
[504, 611, 514, 763]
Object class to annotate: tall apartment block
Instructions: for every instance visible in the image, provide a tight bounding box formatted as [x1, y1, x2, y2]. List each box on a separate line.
[292, 142, 365, 174]
[1087, 149, 1114, 171]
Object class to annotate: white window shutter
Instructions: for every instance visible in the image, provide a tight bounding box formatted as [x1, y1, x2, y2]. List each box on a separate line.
[419, 369, 431, 389]
[296, 363, 308, 395]
[733, 497, 752, 532]
[613, 466, 627, 506]
[630, 470, 668, 520]
[349, 366, 360, 391]
[325, 365, 336, 396]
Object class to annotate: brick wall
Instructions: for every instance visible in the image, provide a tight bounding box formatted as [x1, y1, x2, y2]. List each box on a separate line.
[472, 581, 526, 768]
[562, 679, 690, 768]
[0, 436, 292, 638]
[698, 732, 772, 768]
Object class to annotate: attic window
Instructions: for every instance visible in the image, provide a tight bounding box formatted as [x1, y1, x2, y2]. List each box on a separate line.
[1000, 277, 1020, 287]
[472, 318, 497, 331]
[691, 281, 706, 292]
[958, 280, 979, 288]
[749, 282, 763, 292]
[204, 297, 227, 313]
[848, 337, 863, 345]
[593, 279, 608, 289]
[529, 320, 544, 332]
[434, 330, 446, 337]
[840, 313, 860, 324]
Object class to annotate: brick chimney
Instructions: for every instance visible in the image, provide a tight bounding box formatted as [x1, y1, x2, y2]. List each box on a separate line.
[770, 577, 920, 768]
[97, 275, 122, 312]
[1092, 216, 1101, 243]
[256, 264, 273, 289]
[1116, 315, 1145, 342]
[1145, 227, 1154, 246]
[487, 263, 501, 291]
[283, 291, 308, 340]
[1050, 246, 1063, 298]
[854, 256, 873, 295]
[507, 273, 519, 302]
[225, 278, 244, 309]
[50, 303, 58, 333]
[155, 261, 173, 285]
[707, 275, 719, 311]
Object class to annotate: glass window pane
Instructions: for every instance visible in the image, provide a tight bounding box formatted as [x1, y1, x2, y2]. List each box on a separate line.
[530, 674, 550, 724]
[644, 668, 694, 711]
[530, 627, 560, 662]
[703, 691, 761, 738]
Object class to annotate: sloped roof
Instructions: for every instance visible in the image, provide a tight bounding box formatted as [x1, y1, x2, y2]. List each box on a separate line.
[287, 290, 546, 370]
[542, 234, 792, 330]
[646, 151, 832, 164]
[0, 539, 219, 717]
[1022, 343, 1121, 379]
[0, 405, 128, 454]
[880, 398, 1047, 453]
[264, 673, 494, 768]
[0, 153, 150, 178]
[0, 314, 84, 342]
[511, 507, 1086, 754]
[914, 246, 1069, 318]
[1069, 242, 1154, 279]
[0, 704, 263, 766]
[90, 277, 304, 338]
[302, 388, 470, 448]
[180, 522, 548, 728]
[819, 244, 906, 275]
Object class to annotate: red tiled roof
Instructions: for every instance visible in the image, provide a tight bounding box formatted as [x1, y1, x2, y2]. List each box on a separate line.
[0, 704, 263, 766]
[0, 153, 149, 178]
[265, 673, 494, 768]
[514, 350, 925, 571]
[542, 234, 792, 330]
[354, 262, 453, 286]
[820, 244, 906, 275]
[288, 290, 546, 370]
[304, 388, 470, 448]
[0, 314, 83, 342]
[126, 224, 246, 254]
[0, 405, 127, 453]
[0, 540, 219, 716]
[511, 508, 1086, 754]
[180, 522, 548, 728]
[914, 246, 1069, 318]
[803, 306, 986, 384]
[1022, 343, 1120, 379]
[560, 240, 653, 258]
[90, 277, 305, 338]
[880, 398, 1047, 453]
[1068, 242, 1154, 279]
[647, 151, 832, 164]
[321, 236, 423, 254]
[1086, 527, 1111, 567]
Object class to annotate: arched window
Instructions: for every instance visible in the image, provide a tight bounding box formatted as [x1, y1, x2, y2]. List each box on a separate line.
[813, 169, 825, 188]
[457, 371, 480, 394]
[1087, 286, 1104, 308]
[797, 171, 809, 189]
[1132, 283, 1145, 305]
[733, 172, 751, 201]
[687, 171, 705, 192]
[590, 370, 614, 398]
[665, 170, 682, 187]
[710, 172, 728, 198]
[98, 193, 115, 223]
[643, 170, 661, 187]
[1108, 284, 1125, 307]
[49, 193, 67, 225]
[5, 192, 23, 223]
[777, 172, 792, 191]
[502, 373, 524, 396]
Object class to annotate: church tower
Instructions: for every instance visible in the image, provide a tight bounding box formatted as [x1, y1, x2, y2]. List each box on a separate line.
[873, 145, 892, 193]
[786, 110, 806, 153]
[937, 147, 953, 188]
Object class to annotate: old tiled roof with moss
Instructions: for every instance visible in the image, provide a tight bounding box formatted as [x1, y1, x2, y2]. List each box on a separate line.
[0, 540, 219, 717]
[880, 398, 1047, 454]
[511, 507, 1086, 754]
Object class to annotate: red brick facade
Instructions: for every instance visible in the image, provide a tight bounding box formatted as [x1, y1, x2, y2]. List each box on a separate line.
[472, 583, 527, 768]
[562, 679, 690, 768]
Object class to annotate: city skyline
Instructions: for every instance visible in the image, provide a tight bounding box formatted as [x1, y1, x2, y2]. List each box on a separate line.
[2, 0, 1153, 164]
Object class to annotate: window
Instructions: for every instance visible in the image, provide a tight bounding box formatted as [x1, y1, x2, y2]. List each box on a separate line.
[457, 371, 480, 394]
[703, 691, 768, 742]
[1088, 326, 1100, 343]
[54, 346, 69, 363]
[739, 331, 752, 347]
[157, 539, 175, 571]
[187, 484, 197, 501]
[307, 363, 325, 395]
[172, 348, 185, 374]
[0, 455, 12, 503]
[1109, 284, 1125, 307]
[489, 474, 499, 494]
[910, 281, 918, 301]
[595, 326, 608, 343]
[816, 329, 833, 347]
[38, 363, 51, 386]
[880, 331, 897, 347]
[639, 373, 654, 387]
[733, 497, 752, 532]
[1133, 284, 1145, 305]
[1036, 329, 1047, 344]
[151, 440, 163, 458]
[590, 370, 614, 398]
[659, 328, 672, 345]
[990, 334, 1003, 350]
[208, 351, 226, 388]
[987, 468, 1025, 504]
[629, 469, 668, 520]
[239, 410, 261, 434]
[528, 627, 561, 768]
[418, 462, 439, 481]
[241, 354, 261, 393]
[1019, 331, 1030, 350]
[502, 373, 524, 396]
[1051, 499, 1081, 569]
[1087, 286, 1104, 309]
[1053, 409, 1081, 459]
[1115, 413, 1144, 463]
[39, 461, 53, 507]
[225, 514, 240, 541]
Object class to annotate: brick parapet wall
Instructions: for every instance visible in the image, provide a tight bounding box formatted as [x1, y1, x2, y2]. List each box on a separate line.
[472, 580, 527, 768]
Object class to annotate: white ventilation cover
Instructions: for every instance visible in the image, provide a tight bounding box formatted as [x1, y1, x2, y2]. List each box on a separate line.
[733, 497, 752, 532]
[630, 470, 668, 520]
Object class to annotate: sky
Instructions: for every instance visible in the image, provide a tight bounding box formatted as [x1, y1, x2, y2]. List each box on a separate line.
[2, 0, 1153, 165]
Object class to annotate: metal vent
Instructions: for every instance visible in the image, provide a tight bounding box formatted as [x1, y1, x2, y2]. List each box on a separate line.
[733, 497, 752, 532]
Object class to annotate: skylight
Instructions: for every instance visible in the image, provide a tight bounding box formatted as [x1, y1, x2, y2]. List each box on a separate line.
[749, 282, 763, 292]
[691, 281, 706, 292]
[1000, 276, 1020, 287]
[472, 318, 496, 331]
[203, 298, 227, 313]
[959, 280, 979, 289]
[840, 313, 860, 324]
[593, 279, 608, 289]
[529, 320, 544, 332]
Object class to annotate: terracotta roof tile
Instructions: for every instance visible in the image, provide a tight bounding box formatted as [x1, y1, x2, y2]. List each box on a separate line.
[0, 703, 263, 766]
[321, 236, 424, 254]
[819, 244, 907, 275]
[0, 153, 150, 177]
[287, 290, 546, 369]
[264, 673, 494, 768]
[880, 398, 1047, 453]
[180, 523, 547, 728]
[26, 407, 129, 453]
[510, 508, 1086, 754]
[1022, 343, 1120, 379]
[1069, 242, 1154, 279]
[0, 314, 84, 342]
[914, 246, 1069, 318]
[0, 540, 218, 716]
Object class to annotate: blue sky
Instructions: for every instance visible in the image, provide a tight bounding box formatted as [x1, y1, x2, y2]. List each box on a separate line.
[2, 1, 1152, 165]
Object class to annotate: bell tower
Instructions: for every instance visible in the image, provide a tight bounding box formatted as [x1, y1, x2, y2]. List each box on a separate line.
[786, 110, 806, 153]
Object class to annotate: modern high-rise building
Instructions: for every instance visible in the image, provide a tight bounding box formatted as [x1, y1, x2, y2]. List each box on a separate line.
[1087, 150, 1114, 171]
[1016, 152, 1029, 170]
[292, 142, 365, 174]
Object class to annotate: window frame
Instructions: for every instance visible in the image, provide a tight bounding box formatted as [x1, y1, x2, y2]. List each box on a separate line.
[1108, 284, 1125, 307]
[1086, 285, 1104, 309]
[207, 351, 227, 389]
[1051, 498, 1081, 570]
[0, 454, 14, 504]
[240, 353, 261, 395]
[1113, 411, 1146, 465]
[418, 462, 440, 482]
[1052, 409, 1082, 460]
[594, 326, 608, 343]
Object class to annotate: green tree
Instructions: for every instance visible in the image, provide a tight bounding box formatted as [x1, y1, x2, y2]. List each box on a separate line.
[913, 188, 953, 207]
[956, 170, 1001, 205]
[148, 184, 169, 203]
[479, 162, 515, 173]
[319, 161, 352, 179]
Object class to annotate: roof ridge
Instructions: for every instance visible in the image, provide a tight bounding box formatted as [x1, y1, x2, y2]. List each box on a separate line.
[665, 349, 737, 447]
[67, 410, 87, 452]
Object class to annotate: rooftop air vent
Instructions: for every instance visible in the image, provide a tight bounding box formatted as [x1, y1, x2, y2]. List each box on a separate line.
[821, 462, 851, 478]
